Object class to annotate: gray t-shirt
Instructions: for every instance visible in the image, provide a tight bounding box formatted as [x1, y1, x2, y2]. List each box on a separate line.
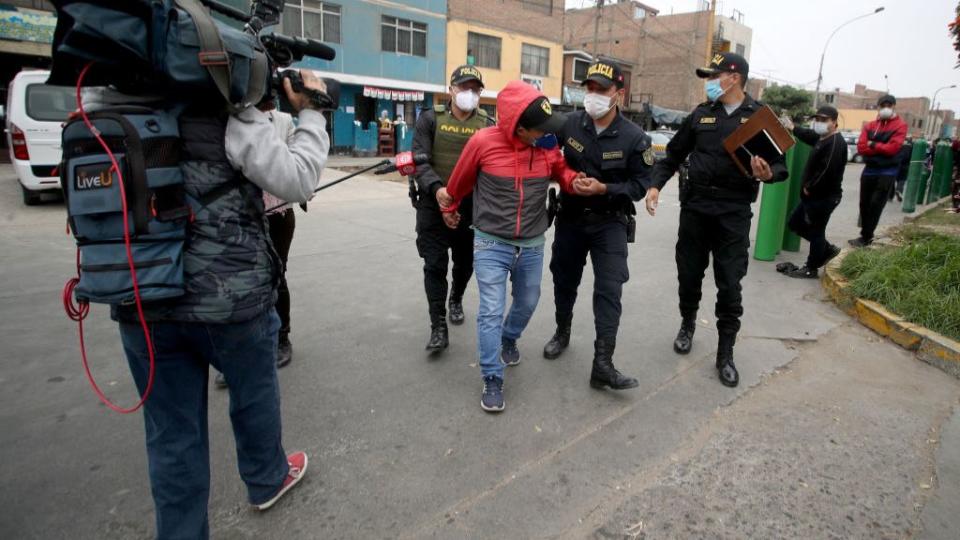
[723, 100, 743, 116]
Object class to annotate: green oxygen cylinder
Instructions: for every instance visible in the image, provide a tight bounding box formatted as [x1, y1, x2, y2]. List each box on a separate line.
[928, 142, 950, 204]
[753, 137, 796, 261]
[902, 138, 928, 213]
[781, 138, 812, 252]
[932, 141, 954, 200]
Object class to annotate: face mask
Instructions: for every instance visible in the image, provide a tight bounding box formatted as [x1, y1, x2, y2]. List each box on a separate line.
[878, 107, 894, 120]
[533, 133, 558, 149]
[813, 121, 830, 136]
[583, 93, 614, 119]
[454, 90, 479, 112]
[705, 78, 726, 102]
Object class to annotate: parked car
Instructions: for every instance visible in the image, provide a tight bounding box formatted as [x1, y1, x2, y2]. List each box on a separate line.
[842, 133, 862, 163]
[4, 70, 73, 205]
[649, 130, 672, 161]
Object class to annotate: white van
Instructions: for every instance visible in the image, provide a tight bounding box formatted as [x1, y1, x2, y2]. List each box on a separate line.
[4, 70, 74, 205]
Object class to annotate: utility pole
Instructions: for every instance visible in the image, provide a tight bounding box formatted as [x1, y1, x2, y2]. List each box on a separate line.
[592, 0, 604, 61]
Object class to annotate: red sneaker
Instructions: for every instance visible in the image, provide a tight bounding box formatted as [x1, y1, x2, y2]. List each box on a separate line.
[253, 451, 308, 511]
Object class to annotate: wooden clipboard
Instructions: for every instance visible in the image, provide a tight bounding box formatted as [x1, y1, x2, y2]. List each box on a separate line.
[722, 105, 795, 177]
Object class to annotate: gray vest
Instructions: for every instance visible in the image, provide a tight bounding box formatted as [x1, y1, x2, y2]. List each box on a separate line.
[116, 113, 279, 324]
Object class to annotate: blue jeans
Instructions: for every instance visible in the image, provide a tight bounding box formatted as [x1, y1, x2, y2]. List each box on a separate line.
[119, 310, 288, 540]
[473, 237, 544, 379]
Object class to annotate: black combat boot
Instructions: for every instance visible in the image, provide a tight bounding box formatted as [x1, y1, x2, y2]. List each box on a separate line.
[589, 339, 639, 390]
[448, 295, 465, 326]
[543, 313, 572, 360]
[716, 333, 739, 387]
[426, 302, 449, 352]
[673, 318, 696, 354]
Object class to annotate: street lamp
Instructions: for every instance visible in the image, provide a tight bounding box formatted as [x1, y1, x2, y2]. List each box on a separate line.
[927, 84, 956, 139]
[814, 7, 885, 108]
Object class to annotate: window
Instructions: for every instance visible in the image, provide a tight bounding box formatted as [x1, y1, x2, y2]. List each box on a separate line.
[468, 32, 502, 69]
[521, 0, 553, 15]
[282, 1, 341, 43]
[735, 43, 745, 57]
[572, 58, 590, 82]
[25, 84, 74, 122]
[634, 7, 646, 18]
[825, 94, 835, 104]
[382, 16, 427, 56]
[521, 43, 549, 77]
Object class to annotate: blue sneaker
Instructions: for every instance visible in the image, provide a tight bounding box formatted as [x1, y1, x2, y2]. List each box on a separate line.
[501, 338, 521, 366]
[481, 375, 505, 412]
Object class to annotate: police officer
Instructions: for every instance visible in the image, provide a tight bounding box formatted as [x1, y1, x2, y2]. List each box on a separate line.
[411, 65, 492, 352]
[646, 52, 787, 387]
[543, 60, 653, 390]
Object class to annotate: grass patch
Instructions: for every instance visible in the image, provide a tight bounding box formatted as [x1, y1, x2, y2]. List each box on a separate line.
[839, 226, 960, 341]
[914, 201, 960, 228]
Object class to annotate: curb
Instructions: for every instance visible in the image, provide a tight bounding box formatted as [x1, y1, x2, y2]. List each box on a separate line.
[821, 252, 960, 379]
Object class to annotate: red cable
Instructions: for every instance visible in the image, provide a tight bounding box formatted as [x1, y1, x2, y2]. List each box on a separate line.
[62, 62, 155, 414]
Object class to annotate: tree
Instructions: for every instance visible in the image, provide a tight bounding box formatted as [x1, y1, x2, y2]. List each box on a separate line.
[761, 84, 814, 122]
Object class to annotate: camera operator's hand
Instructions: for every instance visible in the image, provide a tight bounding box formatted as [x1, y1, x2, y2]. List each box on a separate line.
[284, 69, 328, 113]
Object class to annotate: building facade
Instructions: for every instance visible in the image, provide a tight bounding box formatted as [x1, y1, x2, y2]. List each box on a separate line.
[445, 0, 565, 114]
[820, 83, 935, 138]
[283, 0, 448, 153]
[564, 1, 732, 114]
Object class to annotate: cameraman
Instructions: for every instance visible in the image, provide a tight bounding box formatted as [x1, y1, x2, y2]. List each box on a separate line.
[110, 70, 329, 539]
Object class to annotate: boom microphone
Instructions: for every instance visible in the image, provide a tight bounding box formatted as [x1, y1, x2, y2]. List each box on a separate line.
[375, 152, 430, 176]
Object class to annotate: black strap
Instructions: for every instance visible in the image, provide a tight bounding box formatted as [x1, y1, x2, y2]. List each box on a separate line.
[195, 178, 245, 207]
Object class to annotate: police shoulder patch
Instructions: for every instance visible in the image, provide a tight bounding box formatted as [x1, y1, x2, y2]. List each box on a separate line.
[740, 117, 749, 124]
[642, 147, 655, 166]
[566, 137, 584, 153]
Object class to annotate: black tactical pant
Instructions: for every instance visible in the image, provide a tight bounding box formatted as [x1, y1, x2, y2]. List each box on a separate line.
[787, 197, 841, 269]
[415, 202, 473, 321]
[676, 206, 752, 336]
[268, 209, 296, 341]
[550, 213, 629, 341]
[859, 173, 895, 242]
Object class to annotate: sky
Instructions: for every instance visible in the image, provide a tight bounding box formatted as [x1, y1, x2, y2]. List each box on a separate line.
[565, 0, 960, 113]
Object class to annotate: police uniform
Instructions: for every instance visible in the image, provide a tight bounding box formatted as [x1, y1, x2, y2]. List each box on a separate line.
[650, 52, 787, 387]
[411, 65, 491, 351]
[545, 60, 653, 390]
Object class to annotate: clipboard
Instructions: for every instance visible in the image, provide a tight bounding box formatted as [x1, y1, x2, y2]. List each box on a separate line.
[722, 105, 795, 177]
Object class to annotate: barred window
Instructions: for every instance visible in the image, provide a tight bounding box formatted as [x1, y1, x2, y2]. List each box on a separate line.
[468, 32, 502, 70]
[521, 43, 549, 77]
[282, 1, 341, 44]
[382, 16, 428, 57]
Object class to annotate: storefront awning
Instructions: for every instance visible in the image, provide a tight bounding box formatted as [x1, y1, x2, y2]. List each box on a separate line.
[363, 86, 424, 102]
[650, 104, 688, 126]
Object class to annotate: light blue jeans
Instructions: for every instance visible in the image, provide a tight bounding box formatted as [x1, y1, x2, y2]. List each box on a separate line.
[473, 236, 544, 379]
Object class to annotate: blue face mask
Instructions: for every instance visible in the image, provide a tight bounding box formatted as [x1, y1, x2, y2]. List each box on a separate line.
[533, 133, 558, 149]
[705, 79, 725, 102]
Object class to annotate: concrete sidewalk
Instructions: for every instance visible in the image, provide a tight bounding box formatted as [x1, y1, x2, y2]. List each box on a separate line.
[0, 162, 956, 539]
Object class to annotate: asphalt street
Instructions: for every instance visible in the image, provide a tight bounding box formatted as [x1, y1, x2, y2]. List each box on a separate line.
[0, 161, 957, 539]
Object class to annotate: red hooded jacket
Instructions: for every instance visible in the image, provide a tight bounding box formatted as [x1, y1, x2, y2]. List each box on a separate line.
[443, 81, 577, 240]
[857, 114, 908, 170]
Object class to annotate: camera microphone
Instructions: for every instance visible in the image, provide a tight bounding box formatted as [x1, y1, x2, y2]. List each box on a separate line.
[375, 152, 430, 176]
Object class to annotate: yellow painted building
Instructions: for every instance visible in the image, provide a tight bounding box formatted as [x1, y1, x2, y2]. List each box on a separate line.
[443, 20, 564, 107]
[837, 109, 880, 133]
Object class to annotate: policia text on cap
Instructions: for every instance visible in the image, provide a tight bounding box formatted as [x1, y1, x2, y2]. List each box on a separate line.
[646, 52, 788, 388]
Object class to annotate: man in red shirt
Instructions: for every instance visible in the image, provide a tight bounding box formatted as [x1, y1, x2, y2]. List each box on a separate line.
[851, 95, 908, 246]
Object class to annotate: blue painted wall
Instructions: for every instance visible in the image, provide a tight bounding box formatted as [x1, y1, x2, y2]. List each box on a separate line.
[291, 1, 446, 151]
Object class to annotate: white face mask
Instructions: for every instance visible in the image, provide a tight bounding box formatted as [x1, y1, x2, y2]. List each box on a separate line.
[583, 92, 615, 119]
[812, 121, 830, 136]
[454, 89, 479, 112]
[878, 107, 894, 120]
